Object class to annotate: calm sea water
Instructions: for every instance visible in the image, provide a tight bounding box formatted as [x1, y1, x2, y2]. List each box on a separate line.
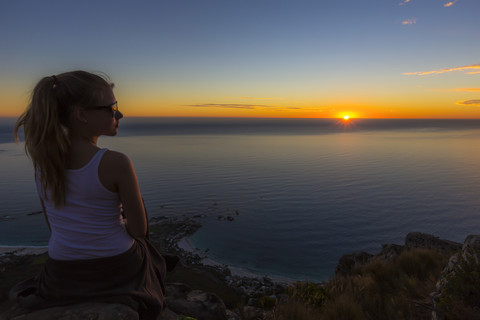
[2, 117, 480, 281]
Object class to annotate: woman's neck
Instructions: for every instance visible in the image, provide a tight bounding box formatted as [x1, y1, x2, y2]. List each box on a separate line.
[69, 132, 98, 146]
[65, 134, 100, 169]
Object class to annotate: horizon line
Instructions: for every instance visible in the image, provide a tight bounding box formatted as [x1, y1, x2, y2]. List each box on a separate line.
[3, 116, 480, 120]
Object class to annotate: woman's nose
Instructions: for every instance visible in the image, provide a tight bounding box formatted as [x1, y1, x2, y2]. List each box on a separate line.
[116, 110, 123, 119]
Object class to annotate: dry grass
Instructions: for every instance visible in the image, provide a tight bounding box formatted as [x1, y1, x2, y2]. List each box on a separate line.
[266, 249, 450, 320]
[267, 300, 321, 320]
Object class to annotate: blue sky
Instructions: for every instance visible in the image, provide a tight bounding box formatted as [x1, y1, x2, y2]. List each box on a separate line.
[1, 0, 479, 118]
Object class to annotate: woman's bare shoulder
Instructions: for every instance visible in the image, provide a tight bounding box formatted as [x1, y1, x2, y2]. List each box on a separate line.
[103, 150, 130, 162]
[98, 150, 136, 192]
[102, 150, 133, 170]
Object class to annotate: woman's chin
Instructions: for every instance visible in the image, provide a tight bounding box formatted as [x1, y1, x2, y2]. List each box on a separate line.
[103, 129, 118, 137]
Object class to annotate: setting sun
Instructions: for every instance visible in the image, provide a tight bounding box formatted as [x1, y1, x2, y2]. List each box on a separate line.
[343, 115, 350, 120]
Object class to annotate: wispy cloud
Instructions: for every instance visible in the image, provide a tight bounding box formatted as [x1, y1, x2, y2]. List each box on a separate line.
[185, 103, 301, 110]
[403, 64, 480, 76]
[444, 0, 458, 7]
[401, 17, 417, 25]
[456, 100, 480, 106]
[186, 103, 267, 110]
[433, 88, 480, 92]
[399, 0, 411, 5]
[239, 97, 275, 100]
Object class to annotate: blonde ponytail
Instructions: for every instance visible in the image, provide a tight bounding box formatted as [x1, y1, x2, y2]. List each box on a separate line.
[14, 71, 113, 207]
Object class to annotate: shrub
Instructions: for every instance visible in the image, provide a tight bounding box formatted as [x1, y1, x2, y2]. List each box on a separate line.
[270, 249, 449, 320]
[397, 249, 443, 281]
[322, 249, 448, 320]
[269, 301, 320, 320]
[321, 293, 365, 320]
[438, 248, 480, 320]
[259, 295, 277, 310]
[287, 281, 329, 308]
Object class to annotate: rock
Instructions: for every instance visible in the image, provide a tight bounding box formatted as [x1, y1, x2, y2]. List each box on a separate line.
[0, 303, 139, 320]
[430, 234, 480, 320]
[377, 243, 404, 261]
[463, 234, 480, 259]
[335, 251, 374, 276]
[2, 285, 231, 320]
[166, 283, 227, 320]
[241, 306, 268, 320]
[157, 308, 179, 320]
[405, 232, 461, 254]
[335, 233, 462, 277]
[165, 282, 193, 299]
[226, 309, 242, 320]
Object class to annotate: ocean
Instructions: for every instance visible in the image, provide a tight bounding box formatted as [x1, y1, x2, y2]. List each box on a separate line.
[1, 117, 480, 281]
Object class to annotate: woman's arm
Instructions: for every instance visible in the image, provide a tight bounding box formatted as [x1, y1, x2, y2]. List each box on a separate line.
[99, 150, 147, 238]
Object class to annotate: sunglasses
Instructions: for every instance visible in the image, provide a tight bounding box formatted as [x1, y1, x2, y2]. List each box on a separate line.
[89, 101, 118, 117]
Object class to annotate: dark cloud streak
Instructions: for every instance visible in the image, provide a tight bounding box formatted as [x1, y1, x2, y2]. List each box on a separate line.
[184, 103, 303, 110]
[457, 100, 480, 106]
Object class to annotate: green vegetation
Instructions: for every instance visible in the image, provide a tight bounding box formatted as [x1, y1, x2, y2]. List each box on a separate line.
[438, 248, 480, 320]
[268, 249, 449, 320]
[258, 295, 277, 310]
[287, 281, 329, 309]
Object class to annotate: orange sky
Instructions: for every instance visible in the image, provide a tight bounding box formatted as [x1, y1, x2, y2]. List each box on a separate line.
[1, 1, 479, 119]
[3, 80, 480, 119]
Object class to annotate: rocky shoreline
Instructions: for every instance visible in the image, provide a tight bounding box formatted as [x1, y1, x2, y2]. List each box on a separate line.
[149, 214, 296, 282]
[1, 214, 478, 319]
[148, 215, 293, 306]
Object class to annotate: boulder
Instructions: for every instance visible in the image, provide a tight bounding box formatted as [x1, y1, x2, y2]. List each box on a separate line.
[1, 288, 231, 320]
[1, 283, 231, 320]
[405, 232, 461, 254]
[165, 283, 227, 320]
[430, 234, 480, 320]
[335, 233, 462, 277]
[0, 303, 139, 320]
[377, 243, 404, 261]
[335, 251, 374, 276]
[240, 305, 268, 320]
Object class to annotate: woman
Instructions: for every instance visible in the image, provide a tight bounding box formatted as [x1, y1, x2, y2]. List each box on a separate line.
[12, 71, 166, 319]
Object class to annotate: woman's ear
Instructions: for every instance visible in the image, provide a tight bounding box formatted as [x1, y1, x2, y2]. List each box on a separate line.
[73, 106, 88, 124]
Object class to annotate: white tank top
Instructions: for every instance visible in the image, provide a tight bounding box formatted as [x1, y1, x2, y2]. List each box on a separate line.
[36, 148, 134, 260]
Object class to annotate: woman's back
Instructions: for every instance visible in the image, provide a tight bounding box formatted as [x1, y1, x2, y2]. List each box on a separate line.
[37, 148, 134, 260]
[12, 71, 166, 318]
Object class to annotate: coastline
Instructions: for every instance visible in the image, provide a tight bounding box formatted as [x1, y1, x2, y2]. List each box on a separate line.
[176, 235, 296, 285]
[1, 215, 465, 287]
[0, 215, 296, 286]
[148, 215, 297, 287]
[1, 215, 476, 319]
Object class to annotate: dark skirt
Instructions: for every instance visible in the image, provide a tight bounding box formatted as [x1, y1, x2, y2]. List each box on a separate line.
[10, 238, 166, 320]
